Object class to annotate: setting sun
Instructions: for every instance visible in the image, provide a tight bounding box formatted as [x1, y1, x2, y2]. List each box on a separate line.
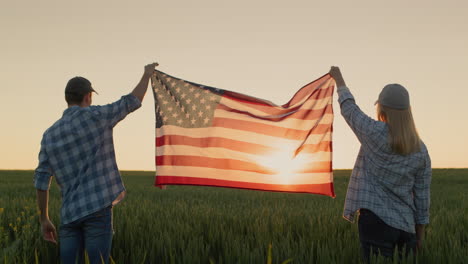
[255, 144, 316, 184]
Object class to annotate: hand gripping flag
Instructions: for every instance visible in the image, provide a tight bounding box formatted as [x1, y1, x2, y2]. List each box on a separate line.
[152, 71, 335, 197]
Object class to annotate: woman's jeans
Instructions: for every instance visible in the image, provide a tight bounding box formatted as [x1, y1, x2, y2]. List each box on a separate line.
[59, 206, 113, 264]
[358, 209, 416, 263]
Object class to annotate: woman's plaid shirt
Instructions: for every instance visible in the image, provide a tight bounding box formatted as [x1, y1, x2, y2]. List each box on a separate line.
[338, 86, 431, 234]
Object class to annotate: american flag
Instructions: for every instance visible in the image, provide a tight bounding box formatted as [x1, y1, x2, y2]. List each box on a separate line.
[152, 70, 335, 197]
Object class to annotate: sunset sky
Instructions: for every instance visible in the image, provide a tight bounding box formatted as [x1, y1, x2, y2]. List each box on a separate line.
[1, 0, 467, 171]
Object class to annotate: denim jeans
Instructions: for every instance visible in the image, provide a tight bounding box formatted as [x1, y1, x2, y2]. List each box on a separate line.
[59, 206, 113, 264]
[358, 209, 416, 263]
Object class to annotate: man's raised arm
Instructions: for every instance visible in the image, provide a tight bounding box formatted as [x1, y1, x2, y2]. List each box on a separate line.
[131, 62, 159, 102]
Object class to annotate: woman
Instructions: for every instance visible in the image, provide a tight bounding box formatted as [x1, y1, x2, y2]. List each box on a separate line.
[329, 67, 431, 262]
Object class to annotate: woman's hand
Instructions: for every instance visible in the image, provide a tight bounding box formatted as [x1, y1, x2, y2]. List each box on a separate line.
[329, 66, 346, 87]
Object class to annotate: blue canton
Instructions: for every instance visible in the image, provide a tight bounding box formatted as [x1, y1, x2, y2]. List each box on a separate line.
[338, 86, 431, 234]
[34, 94, 141, 224]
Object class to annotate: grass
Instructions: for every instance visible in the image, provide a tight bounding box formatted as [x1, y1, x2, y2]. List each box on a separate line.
[0, 169, 467, 263]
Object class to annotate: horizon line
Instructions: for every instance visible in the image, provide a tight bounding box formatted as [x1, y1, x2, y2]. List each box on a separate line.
[0, 168, 467, 172]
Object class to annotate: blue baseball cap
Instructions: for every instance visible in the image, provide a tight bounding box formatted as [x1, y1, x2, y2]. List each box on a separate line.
[375, 84, 410, 110]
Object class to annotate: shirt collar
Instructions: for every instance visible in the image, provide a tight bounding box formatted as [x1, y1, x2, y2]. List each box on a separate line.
[63, 106, 80, 117]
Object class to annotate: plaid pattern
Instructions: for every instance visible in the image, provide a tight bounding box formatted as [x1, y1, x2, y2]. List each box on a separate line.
[34, 94, 141, 224]
[338, 86, 431, 234]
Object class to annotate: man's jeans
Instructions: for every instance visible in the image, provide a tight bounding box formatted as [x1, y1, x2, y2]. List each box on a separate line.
[59, 206, 113, 264]
[358, 209, 416, 263]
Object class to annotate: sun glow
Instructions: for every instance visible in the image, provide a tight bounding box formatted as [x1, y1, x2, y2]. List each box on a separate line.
[256, 144, 311, 184]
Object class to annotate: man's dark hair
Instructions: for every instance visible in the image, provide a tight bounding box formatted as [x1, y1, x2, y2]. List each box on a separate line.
[65, 92, 87, 105]
[65, 77, 95, 105]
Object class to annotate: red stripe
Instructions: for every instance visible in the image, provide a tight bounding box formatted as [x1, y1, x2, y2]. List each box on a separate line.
[155, 176, 335, 197]
[212, 118, 332, 140]
[285, 74, 333, 107]
[216, 103, 333, 121]
[156, 155, 275, 174]
[298, 141, 332, 153]
[222, 84, 333, 115]
[222, 91, 282, 106]
[297, 161, 332, 174]
[156, 155, 332, 174]
[156, 135, 332, 155]
[156, 135, 275, 155]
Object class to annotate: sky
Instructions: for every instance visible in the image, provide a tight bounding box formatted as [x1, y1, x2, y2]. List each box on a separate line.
[1, 0, 467, 171]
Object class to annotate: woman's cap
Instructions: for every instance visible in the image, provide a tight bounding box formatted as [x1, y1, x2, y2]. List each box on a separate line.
[375, 83, 409, 110]
[65, 76, 98, 95]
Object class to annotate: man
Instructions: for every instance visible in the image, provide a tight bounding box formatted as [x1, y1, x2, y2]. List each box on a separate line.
[34, 62, 158, 264]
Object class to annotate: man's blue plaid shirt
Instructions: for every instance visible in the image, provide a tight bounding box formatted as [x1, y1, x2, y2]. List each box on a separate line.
[34, 94, 141, 224]
[338, 86, 431, 234]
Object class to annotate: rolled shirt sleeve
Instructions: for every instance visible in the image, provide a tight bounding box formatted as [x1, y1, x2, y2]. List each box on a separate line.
[337, 85, 355, 105]
[413, 154, 432, 225]
[337, 86, 382, 143]
[34, 140, 53, 191]
[91, 94, 142, 127]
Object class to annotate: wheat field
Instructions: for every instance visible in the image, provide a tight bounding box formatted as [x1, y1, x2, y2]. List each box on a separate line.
[0, 169, 467, 263]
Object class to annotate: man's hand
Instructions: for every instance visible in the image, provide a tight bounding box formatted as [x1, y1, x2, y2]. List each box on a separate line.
[144, 62, 159, 76]
[416, 239, 423, 252]
[132, 62, 160, 102]
[40, 218, 57, 244]
[415, 224, 425, 252]
[36, 189, 56, 244]
[329, 66, 346, 87]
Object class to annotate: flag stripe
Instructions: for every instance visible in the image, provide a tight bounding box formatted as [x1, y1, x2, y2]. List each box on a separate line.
[221, 75, 333, 108]
[156, 126, 332, 147]
[156, 166, 333, 184]
[156, 135, 274, 155]
[212, 118, 332, 140]
[156, 176, 335, 196]
[156, 155, 332, 174]
[216, 103, 333, 122]
[156, 145, 332, 163]
[299, 141, 332, 153]
[220, 87, 333, 116]
[214, 108, 333, 129]
[156, 135, 332, 155]
[157, 155, 274, 174]
[282, 74, 334, 107]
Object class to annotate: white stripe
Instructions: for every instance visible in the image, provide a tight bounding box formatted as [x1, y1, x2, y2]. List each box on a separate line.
[156, 166, 332, 185]
[303, 130, 333, 145]
[284, 77, 333, 108]
[156, 126, 332, 146]
[215, 110, 333, 130]
[156, 145, 331, 162]
[220, 92, 332, 117]
[222, 77, 333, 110]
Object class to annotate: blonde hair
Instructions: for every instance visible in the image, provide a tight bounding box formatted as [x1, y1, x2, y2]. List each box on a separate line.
[377, 104, 421, 155]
